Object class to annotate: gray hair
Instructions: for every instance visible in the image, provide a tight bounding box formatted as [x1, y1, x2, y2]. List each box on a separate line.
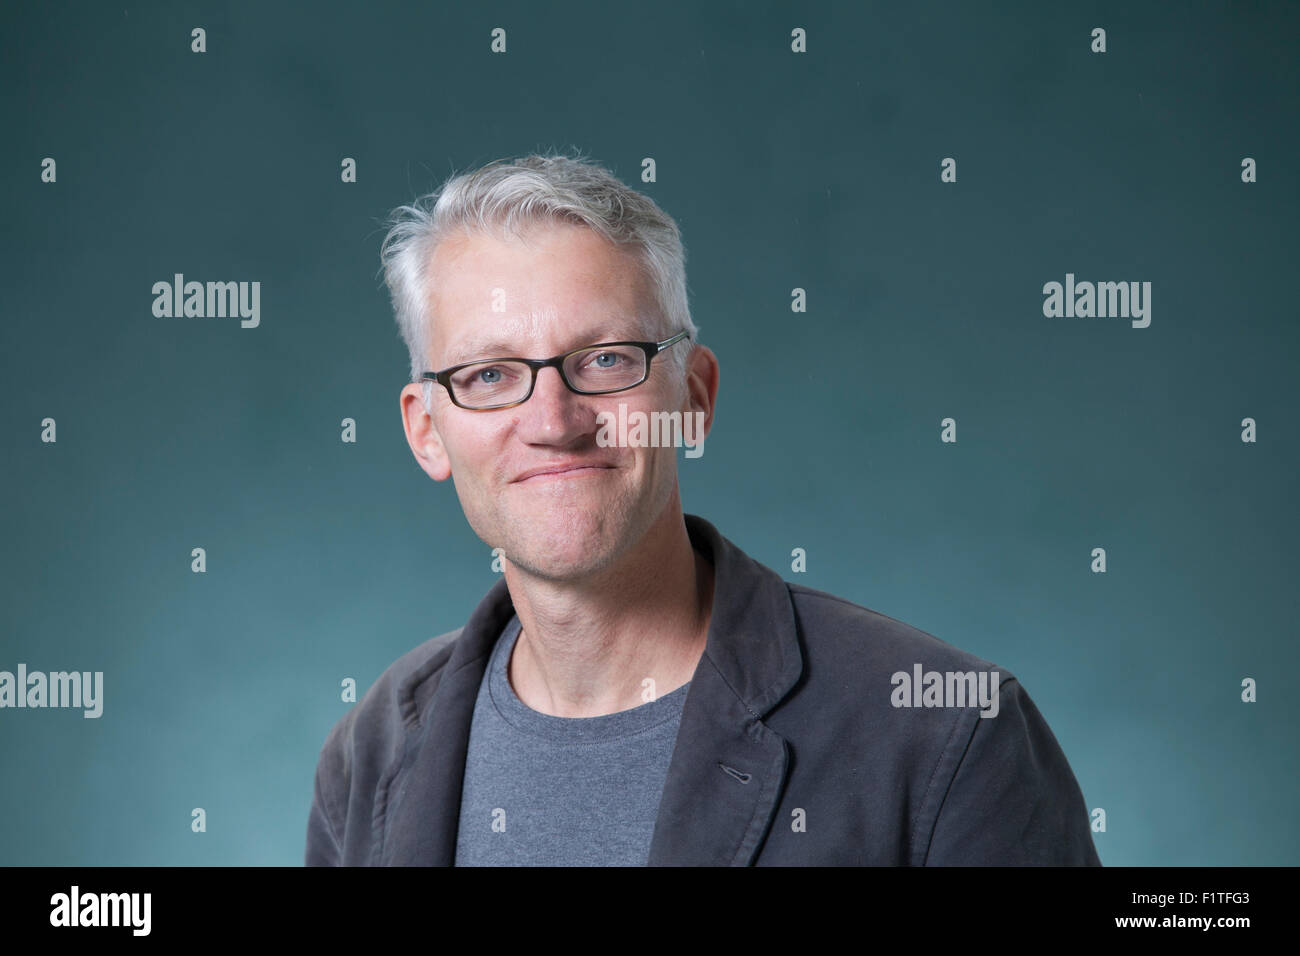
[377, 150, 699, 409]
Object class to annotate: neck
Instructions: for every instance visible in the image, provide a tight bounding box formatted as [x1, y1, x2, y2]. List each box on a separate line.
[501, 500, 714, 718]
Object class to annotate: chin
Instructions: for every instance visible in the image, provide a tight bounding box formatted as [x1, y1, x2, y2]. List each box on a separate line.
[511, 545, 619, 582]
[501, 518, 626, 580]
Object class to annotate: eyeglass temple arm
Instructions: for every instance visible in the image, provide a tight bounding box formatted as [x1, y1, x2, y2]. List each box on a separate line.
[655, 330, 691, 352]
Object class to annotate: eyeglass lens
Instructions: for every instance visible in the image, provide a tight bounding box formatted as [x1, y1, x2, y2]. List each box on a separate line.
[447, 344, 648, 407]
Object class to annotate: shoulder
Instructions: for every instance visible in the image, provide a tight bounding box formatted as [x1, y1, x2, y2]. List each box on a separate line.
[780, 579, 1016, 764]
[783, 582, 1098, 863]
[306, 627, 467, 865]
[313, 627, 465, 783]
[785, 581, 999, 674]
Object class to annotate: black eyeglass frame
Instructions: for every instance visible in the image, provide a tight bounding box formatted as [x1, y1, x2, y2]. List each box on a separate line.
[421, 329, 692, 411]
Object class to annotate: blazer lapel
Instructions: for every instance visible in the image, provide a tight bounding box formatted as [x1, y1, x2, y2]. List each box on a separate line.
[379, 578, 514, 866]
[645, 654, 792, 865]
[646, 515, 804, 865]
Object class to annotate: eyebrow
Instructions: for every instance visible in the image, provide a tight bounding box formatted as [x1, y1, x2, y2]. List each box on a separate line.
[441, 321, 648, 367]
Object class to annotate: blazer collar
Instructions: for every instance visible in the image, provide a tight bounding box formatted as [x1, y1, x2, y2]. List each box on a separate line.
[380, 513, 803, 865]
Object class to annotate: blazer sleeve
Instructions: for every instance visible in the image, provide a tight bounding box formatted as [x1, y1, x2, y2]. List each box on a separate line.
[304, 719, 349, 867]
[922, 676, 1101, 865]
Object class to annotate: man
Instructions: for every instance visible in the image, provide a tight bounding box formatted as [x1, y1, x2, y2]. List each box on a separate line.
[305, 152, 1101, 866]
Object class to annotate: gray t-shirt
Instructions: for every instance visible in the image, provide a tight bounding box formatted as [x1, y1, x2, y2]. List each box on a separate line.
[453, 614, 690, 866]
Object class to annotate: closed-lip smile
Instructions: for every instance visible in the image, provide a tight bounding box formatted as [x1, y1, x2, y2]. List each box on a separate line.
[512, 462, 616, 483]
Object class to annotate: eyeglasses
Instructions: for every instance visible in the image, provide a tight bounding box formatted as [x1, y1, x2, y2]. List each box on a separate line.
[422, 329, 691, 410]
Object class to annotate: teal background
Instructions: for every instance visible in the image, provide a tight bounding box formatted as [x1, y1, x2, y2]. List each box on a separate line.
[2, 0, 1297, 865]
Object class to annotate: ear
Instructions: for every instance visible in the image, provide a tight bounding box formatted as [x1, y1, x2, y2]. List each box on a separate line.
[400, 382, 453, 481]
[683, 344, 719, 440]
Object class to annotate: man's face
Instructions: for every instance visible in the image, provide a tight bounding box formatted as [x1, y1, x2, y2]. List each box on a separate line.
[401, 221, 705, 582]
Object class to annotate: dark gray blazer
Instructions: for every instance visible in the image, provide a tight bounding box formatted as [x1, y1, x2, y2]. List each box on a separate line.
[306, 513, 1101, 866]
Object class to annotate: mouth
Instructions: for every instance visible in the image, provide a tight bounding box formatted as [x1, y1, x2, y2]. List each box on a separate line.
[512, 464, 616, 484]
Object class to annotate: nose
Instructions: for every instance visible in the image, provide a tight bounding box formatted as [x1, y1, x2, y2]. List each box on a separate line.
[513, 365, 589, 444]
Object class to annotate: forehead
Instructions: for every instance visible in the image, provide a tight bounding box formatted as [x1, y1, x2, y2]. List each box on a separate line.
[426, 222, 654, 364]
